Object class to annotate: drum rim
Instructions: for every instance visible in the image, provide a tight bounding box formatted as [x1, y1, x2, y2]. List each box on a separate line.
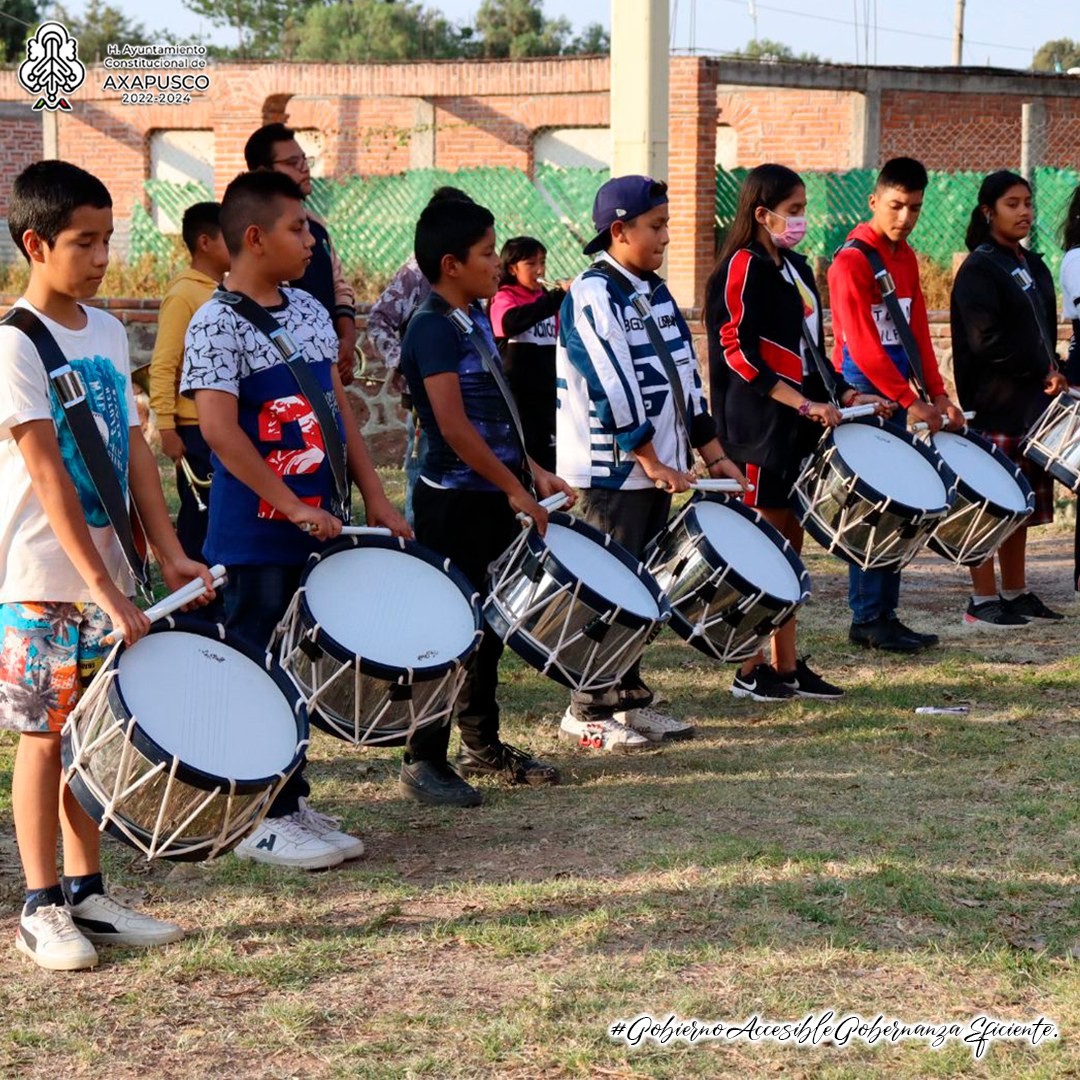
[297, 534, 485, 681]
[513, 510, 672, 629]
[102, 616, 309, 794]
[929, 427, 1035, 521]
[1021, 402, 1080, 492]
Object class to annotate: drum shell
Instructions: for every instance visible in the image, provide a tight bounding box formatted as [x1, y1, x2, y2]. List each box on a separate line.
[647, 495, 811, 662]
[62, 619, 308, 862]
[485, 511, 671, 692]
[793, 418, 954, 571]
[925, 429, 1034, 566]
[1022, 392, 1080, 492]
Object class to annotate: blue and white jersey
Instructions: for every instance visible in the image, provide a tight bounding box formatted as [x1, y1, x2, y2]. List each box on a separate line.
[556, 253, 707, 490]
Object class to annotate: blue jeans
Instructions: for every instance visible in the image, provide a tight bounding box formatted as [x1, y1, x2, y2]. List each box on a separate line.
[838, 362, 908, 625]
[403, 412, 428, 528]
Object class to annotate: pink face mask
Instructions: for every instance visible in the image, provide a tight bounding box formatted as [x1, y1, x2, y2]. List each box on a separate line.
[769, 213, 808, 249]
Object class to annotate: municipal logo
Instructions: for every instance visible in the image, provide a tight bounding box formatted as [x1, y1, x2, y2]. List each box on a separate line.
[17, 22, 85, 112]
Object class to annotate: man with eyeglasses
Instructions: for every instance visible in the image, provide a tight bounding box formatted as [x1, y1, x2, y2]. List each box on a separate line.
[244, 123, 358, 385]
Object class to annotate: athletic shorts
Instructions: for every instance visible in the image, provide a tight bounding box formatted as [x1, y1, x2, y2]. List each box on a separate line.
[0, 601, 112, 734]
[742, 462, 798, 511]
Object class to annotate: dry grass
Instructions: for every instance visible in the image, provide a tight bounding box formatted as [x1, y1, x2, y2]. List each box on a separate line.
[2, 475, 1080, 1078]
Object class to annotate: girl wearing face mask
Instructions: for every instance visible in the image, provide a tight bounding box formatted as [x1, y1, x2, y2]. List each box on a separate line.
[706, 163, 891, 703]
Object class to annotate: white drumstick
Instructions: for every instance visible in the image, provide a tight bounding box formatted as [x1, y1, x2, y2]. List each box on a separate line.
[1067, 387, 1080, 400]
[911, 410, 975, 433]
[339, 526, 393, 536]
[515, 491, 569, 523]
[104, 565, 227, 645]
[838, 403, 878, 420]
[692, 479, 749, 493]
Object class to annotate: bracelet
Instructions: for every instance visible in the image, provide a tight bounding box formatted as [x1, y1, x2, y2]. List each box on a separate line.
[704, 454, 727, 469]
[798, 400, 812, 416]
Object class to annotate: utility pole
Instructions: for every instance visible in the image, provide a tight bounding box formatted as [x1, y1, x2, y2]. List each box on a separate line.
[610, 0, 669, 181]
[952, 0, 965, 65]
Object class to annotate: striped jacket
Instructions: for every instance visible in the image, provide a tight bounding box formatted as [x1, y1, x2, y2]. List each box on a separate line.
[556, 253, 711, 490]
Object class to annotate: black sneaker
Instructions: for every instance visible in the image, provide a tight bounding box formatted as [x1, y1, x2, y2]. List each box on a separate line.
[963, 598, 1029, 629]
[454, 741, 561, 786]
[399, 759, 483, 807]
[888, 616, 939, 648]
[1001, 592, 1065, 622]
[779, 656, 844, 699]
[731, 664, 796, 702]
[849, 616, 923, 653]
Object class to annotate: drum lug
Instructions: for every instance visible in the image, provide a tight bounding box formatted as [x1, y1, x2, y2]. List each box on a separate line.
[299, 637, 323, 661]
[583, 616, 611, 642]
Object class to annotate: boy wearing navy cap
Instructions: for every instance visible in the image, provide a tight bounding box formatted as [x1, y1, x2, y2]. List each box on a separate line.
[556, 176, 746, 751]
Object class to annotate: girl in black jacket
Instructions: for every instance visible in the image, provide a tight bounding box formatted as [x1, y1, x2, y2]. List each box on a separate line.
[706, 164, 891, 702]
[950, 170, 1068, 627]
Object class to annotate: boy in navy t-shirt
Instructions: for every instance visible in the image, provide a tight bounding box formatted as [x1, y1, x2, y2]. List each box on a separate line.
[399, 197, 575, 807]
[183, 171, 409, 869]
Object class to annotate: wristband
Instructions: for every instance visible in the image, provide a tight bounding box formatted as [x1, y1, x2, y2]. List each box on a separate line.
[798, 401, 812, 416]
[704, 454, 727, 469]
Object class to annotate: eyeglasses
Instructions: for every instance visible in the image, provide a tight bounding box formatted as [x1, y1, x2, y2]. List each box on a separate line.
[273, 154, 316, 171]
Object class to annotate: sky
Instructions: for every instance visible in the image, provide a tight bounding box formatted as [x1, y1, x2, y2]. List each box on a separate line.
[54, 0, 1074, 70]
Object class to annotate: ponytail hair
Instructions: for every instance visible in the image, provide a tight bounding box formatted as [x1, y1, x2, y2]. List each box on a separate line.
[965, 169, 1029, 251]
[1063, 184, 1080, 253]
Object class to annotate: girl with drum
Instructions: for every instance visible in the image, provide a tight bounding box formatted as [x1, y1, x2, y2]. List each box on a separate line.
[707, 164, 892, 701]
[1061, 185, 1080, 593]
[951, 170, 1068, 627]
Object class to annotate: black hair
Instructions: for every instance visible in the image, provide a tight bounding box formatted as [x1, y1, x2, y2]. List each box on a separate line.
[875, 157, 929, 194]
[1063, 185, 1080, 252]
[413, 198, 496, 284]
[498, 235, 546, 286]
[965, 170, 1030, 251]
[181, 201, 222, 255]
[715, 163, 803, 267]
[429, 186, 473, 205]
[244, 122, 295, 170]
[8, 160, 112, 259]
[219, 171, 305, 256]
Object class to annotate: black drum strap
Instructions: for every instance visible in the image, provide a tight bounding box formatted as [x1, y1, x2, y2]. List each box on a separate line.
[844, 238, 929, 402]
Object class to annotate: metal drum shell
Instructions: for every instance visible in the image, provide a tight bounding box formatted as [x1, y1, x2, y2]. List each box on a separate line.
[61, 617, 308, 862]
[647, 493, 811, 663]
[924, 427, 1034, 567]
[1021, 391, 1080, 492]
[793, 416, 956, 571]
[279, 534, 484, 746]
[485, 511, 671, 692]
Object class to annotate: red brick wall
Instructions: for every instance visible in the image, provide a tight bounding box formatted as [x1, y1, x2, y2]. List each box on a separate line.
[0, 112, 42, 218]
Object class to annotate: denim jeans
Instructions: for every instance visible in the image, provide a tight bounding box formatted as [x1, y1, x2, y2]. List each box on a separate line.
[224, 563, 309, 815]
[837, 362, 909, 625]
[403, 412, 428, 528]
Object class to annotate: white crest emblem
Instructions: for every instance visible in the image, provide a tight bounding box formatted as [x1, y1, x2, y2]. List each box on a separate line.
[18, 22, 85, 112]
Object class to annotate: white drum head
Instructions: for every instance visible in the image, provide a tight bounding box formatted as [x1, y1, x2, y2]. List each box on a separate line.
[932, 432, 1028, 512]
[833, 423, 948, 509]
[118, 632, 297, 781]
[693, 501, 803, 602]
[545, 524, 659, 618]
[305, 547, 476, 668]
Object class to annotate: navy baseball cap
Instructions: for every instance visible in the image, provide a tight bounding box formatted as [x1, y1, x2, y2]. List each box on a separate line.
[582, 175, 669, 256]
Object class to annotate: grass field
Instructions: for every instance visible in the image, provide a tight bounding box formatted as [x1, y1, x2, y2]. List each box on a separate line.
[2, 471, 1080, 1078]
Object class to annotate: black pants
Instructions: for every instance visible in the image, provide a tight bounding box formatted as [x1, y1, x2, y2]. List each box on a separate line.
[175, 425, 212, 563]
[571, 486, 672, 720]
[224, 563, 308, 816]
[405, 484, 518, 764]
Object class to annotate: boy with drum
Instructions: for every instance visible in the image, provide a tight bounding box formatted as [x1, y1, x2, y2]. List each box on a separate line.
[183, 171, 409, 869]
[828, 157, 965, 653]
[397, 196, 573, 806]
[556, 175, 747, 750]
[0, 161, 216, 970]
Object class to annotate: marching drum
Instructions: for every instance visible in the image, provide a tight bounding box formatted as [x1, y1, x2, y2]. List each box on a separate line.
[646, 494, 811, 663]
[793, 416, 955, 570]
[1022, 389, 1080, 492]
[486, 512, 671, 691]
[276, 535, 484, 746]
[62, 618, 308, 862]
[924, 428, 1034, 566]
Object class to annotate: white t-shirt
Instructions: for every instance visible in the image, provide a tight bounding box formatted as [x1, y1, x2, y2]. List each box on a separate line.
[1061, 248, 1080, 321]
[0, 300, 137, 603]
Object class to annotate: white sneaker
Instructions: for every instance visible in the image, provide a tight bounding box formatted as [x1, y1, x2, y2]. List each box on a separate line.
[233, 814, 345, 871]
[16, 904, 98, 971]
[295, 797, 365, 861]
[558, 708, 651, 753]
[68, 892, 185, 947]
[613, 706, 694, 742]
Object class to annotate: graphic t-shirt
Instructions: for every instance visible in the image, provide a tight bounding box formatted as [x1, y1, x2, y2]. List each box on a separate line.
[0, 300, 136, 602]
[182, 287, 347, 566]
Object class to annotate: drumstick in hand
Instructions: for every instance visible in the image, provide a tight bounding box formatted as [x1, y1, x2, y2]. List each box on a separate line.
[103, 565, 227, 645]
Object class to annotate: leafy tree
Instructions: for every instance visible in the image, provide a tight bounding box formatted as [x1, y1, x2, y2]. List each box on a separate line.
[0, 0, 40, 64]
[1032, 38, 1080, 72]
[181, 0, 320, 60]
[565, 21, 609, 55]
[473, 0, 572, 59]
[733, 38, 823, 64]
[48, 0, 150, 63]
[294, 1, 469, 62]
